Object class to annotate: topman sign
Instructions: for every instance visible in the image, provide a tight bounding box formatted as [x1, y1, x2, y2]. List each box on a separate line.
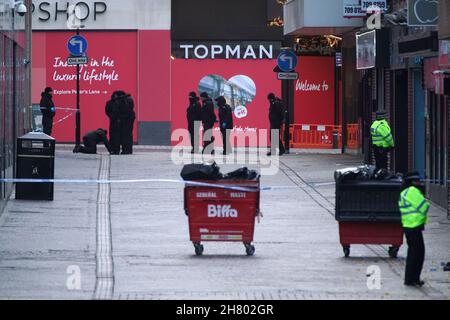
[174, 43, 279, 60]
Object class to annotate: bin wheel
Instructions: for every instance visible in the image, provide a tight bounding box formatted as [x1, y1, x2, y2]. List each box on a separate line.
[244, 243, 255, 256]
[194, 243, 204, 256]
[388, 246, 399, 258]
[343, 246, 350, 258]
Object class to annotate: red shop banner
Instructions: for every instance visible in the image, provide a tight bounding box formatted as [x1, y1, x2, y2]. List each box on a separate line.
[293, 56, 335, 125]
[32, 31, 138, 142]
[171, 59, 281, 147]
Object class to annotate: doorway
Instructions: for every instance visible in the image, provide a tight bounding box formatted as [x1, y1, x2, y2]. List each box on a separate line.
[393, 70, 409, 174]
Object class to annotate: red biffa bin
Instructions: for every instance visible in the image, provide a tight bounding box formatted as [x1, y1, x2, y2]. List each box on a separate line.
[184, 179, 260, 256]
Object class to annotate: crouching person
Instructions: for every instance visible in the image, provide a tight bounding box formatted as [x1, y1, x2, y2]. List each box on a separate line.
[73, 128, 111, 154]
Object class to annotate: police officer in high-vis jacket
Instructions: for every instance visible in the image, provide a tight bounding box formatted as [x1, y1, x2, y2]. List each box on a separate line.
[371, 111, 394, 170]
[398, 172, 429, 287]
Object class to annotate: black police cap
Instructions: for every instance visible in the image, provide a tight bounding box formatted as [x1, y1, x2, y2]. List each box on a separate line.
[404, 172, 421, 182]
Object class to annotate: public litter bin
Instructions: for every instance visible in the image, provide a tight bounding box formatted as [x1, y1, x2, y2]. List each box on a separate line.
[335, 169, 404, 258]
[15, 132, 55, 201]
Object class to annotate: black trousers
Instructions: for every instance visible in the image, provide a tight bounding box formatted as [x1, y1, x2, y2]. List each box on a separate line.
[78, 137, 97, 154]
[270, 125, 285, 154]
[188, 123, 200, 153]
[120, 120, 134, 154]
[404, 226, 425, 284]
[109, 120, 121, 154]
[373, 146, 388, 170]
[42, 116, 53, 136]
[221, 129, 232, 154]
[202, 125, 215, 153]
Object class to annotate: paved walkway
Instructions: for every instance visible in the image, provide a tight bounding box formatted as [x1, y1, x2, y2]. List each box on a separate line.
[0, 147, 449, 299]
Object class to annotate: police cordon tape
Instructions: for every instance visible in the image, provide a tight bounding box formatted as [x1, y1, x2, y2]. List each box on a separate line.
[3, 176, 440, 190]
[53, 112, 75, 125]
[31, 106, 79, 112]
[31, 106, 77, 127]
[0, 178, 305, 192]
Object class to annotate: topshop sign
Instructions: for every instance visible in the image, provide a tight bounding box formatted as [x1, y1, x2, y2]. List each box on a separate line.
[32, 1, 107, 22]
[31, 0, 171, 30]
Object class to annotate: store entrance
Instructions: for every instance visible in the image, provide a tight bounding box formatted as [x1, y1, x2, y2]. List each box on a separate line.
[393, 70, 409, 174]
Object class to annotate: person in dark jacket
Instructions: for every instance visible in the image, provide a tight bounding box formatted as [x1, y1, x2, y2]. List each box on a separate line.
[119, 92, 135, 154]
[40, 87, 56, 136]
[110, 90, 135, 155]
[267, 93, 285, 156]
[73, 128, 111, 154]
[105, 91, 121, 154]
[200, 92, 217, 154]
[186, 91, 202, 154]
[216, 96, 233, 155]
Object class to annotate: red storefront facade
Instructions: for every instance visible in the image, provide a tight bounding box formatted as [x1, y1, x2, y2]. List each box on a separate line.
[31, 0, 338, 147]
[31, 0, 172, 145]
[32, 28, 171, 144]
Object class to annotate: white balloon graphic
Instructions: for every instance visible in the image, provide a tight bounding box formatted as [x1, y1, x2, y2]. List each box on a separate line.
[234, 105, 248, 119]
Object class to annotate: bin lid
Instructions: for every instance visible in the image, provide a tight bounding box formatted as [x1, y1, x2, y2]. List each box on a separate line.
[19, 132, 55, 141]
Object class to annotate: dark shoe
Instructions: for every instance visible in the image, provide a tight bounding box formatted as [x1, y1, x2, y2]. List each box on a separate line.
[279, 150, 285, 156]
[201, 149, 214, 155]
[415, 280, 425, 287]
[443, 262, 450, 271]
[404, 280, 425, 287]
[267, 152, 272, 156]
[73, 146, 80, 153]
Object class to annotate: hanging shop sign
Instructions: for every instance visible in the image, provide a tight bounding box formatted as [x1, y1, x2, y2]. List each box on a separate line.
[407, 0, 439, 27]
[356, 30, 376, 69]
[356, 29, 390, 70]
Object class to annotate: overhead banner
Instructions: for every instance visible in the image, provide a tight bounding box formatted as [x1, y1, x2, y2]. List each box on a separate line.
[356, 30, 376, 70]
[407, 0, 439, 27]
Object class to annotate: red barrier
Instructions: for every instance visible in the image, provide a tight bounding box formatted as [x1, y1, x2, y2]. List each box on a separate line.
[346, 124, 360, 150]
[289, 124, 342, 149]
